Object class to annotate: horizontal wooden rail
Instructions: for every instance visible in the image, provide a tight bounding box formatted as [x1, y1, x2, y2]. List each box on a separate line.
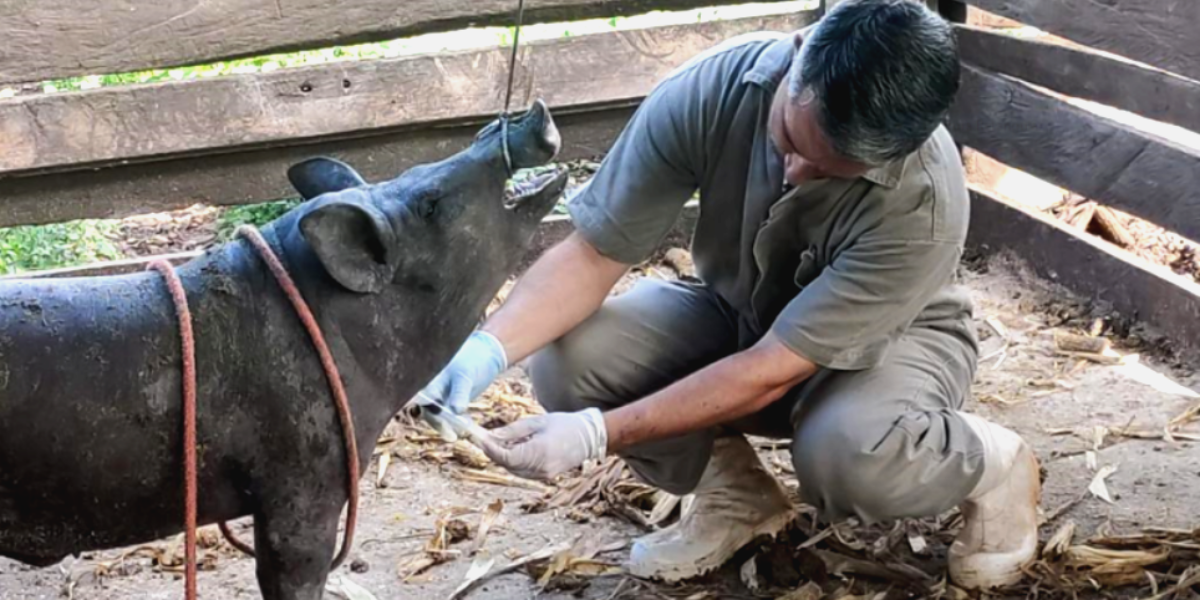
[955, 25, 1200, 135]
[963, 0, 1200, 82]
[0, 0, 806, 86]
[0, 106, 635, 229]
[948, 65, 1200, 242]
[967, 187, 1200, 355]
[0, 13, 813, 177]
[0, 202, 700, 281]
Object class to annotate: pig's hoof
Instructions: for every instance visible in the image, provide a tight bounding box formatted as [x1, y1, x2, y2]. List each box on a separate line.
[350, 558, 370, 573]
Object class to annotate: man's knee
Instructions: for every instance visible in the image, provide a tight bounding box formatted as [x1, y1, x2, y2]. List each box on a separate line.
[529, 279, 737, 415]
[528, 335, 599, 413]
[791, 415, 900, 521]
[791, 408, 973, 523]
[528, 302, 638, 413]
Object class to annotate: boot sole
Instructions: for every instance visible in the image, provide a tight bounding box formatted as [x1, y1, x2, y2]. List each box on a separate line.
[631, 508, 797, 583]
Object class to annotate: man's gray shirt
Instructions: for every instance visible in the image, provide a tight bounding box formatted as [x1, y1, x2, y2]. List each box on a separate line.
[567, 31, 976, 371]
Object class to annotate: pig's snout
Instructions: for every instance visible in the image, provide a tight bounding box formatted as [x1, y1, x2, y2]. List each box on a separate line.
[478, 99, 562, 171]
[517, 99, 562, 166]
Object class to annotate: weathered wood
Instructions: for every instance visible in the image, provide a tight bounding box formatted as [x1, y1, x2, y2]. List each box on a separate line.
[967, 188, 1200, 356]
[0, 0, 805, 86]
[0, 14, 813, 176]
[947, 65, 1200, 242]
[1068, 202, 1097, 231]
[1092, 206, 1136, 250]
[0, 106, 634, 228]
[0, 202, 700, 281]
[963, 0, 1200, 81]
[1053, 330, 1111, 354]
[965, 6, 1020, 29]
[955, 25, 1200, 134]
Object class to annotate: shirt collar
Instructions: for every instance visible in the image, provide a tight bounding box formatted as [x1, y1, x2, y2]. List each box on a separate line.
[862, 158, 906, 189]
[741, 35, 797, 91]
[746, 30, 908, 190]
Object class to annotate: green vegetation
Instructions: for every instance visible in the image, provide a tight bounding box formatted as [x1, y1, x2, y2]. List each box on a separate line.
[215, 200, 304, 241]
[0, 221, 122, 275]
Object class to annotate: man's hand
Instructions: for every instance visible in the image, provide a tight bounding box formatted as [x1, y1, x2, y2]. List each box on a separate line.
[413, 330, 508, 441]
[473, 408, 608, 480]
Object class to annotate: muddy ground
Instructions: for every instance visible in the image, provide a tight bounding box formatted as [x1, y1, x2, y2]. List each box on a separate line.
[2, 249, 1198, 600]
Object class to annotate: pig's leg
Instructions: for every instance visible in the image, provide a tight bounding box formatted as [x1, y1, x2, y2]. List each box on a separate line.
[251, 501, 339, 600]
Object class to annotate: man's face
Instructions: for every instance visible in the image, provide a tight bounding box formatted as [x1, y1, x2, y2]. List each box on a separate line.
[769, 34, 873, 187]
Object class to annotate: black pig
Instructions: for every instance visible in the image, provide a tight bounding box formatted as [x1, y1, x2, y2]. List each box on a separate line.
[0, 100, 568, 599]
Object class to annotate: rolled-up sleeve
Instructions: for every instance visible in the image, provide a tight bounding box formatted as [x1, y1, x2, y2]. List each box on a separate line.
[567, 65, 705, 265]
[770, 236, 962, 371]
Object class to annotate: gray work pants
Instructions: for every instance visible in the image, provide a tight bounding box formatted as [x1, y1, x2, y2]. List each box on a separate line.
[529, 279, 985, 524]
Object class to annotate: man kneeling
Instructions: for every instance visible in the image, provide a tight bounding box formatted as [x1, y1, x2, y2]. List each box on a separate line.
[415, 0, 1040, 589]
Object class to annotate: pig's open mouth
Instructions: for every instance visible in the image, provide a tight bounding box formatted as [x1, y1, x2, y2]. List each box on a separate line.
[503, 165, 570, 211]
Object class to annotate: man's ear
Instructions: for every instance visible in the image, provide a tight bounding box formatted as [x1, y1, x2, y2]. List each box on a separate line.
[287, 157, 367, 200]
[299, 199, 398, 294]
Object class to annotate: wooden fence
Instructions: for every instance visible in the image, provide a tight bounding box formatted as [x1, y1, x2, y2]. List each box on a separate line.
[939, 0, 1200, 353]
[0, 0, 1198, 351]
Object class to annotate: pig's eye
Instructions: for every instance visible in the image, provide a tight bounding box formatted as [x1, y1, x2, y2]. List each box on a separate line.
[413, 190, 441, 219]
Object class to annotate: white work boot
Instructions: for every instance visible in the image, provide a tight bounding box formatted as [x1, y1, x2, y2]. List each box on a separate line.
[948, 412, 1041, 590]
[628, 435, 795, 582]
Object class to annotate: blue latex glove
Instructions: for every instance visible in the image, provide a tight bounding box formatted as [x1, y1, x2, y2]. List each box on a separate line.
[414, 330, 508, 441]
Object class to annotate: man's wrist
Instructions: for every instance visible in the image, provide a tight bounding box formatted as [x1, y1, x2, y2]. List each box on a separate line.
[473, 330, 509, 372]
[580, 407, 608, 462]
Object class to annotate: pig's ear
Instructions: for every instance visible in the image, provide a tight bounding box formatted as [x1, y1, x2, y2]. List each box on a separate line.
[299, 200, 397, 294]
[287, 157, 367, 200]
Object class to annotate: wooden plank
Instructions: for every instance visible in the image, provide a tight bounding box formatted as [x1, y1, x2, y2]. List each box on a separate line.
[0, 106, 635, 229]
[0, 13, 813, 176]
[0, 0, 804, 86]
[967, 187, 1200, 355]
[955, 25, 1200, 134]
[947, 64, 1200, 242]
[0, 202, 700, 281]
[963, 0, 1200, 81]
[965, 6, 1020, 29]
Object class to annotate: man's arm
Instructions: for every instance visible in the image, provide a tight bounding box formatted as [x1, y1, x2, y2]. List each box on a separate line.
[473, 329, 819, 479]
[603, 331, 817, 451]
[483, 231, 628, 365]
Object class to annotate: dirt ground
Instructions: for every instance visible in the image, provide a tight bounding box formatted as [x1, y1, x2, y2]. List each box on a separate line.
[2, 249, 1198, 600]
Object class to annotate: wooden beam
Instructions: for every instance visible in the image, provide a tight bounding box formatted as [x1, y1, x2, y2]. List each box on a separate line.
[0, 202, 700, 281]
[0, 13, 813, 176]
[0, 106, 635, 229]
[0, 0, 805, 86]
[963, 0, 1200, 82]
[955, 25, 1200, 134]
[967, 187, 1200, 355]
[947, 65, 1200, 242]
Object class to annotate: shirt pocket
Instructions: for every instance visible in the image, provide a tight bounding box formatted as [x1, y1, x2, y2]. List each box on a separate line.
[793, 246, 821, 290]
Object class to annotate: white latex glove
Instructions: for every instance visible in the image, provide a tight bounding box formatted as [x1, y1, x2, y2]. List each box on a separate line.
[472, 408, 608, 481]
[413, 330, 508, 441]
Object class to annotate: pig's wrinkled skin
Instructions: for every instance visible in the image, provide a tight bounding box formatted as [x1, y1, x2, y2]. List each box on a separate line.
[0, 100, 567, 600]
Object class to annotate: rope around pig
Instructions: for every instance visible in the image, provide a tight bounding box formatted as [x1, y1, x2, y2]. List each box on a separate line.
[147, 224, 361, 600]
[144, 2, 530, 594]
[499, 0, 527, 175]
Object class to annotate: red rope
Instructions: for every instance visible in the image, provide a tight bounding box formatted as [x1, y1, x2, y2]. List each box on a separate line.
[147, 259, 198, 600]
[147, 225, 361, 600]
[234, 225, 360, 570]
